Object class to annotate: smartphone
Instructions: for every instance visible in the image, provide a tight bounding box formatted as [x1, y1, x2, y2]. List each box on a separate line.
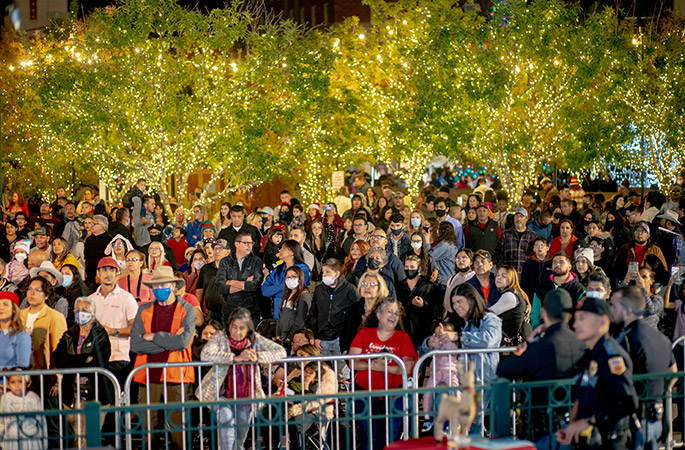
[457, 197, 463, 207]
[629, 261, 639, 276]
[672, 266, 684, 285]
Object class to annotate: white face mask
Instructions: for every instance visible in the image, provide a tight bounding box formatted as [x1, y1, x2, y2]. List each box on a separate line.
[322, 276, 336, 287]
[192, 260, 205, 270]
[14, 253, 27, 262]
[411, 242, 423, 251]
[285, 278, 299, 290]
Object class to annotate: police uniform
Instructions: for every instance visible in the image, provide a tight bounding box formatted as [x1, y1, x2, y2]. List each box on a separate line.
[575, 333, 638, 449]
[497, 289, 586, 443]
[615, 318, 675, 449]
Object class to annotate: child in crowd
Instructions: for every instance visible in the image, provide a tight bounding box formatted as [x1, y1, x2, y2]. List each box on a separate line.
[262, 228, 285, 270]
[0, 373, 47, 450]
[5, 241, 30, 285]
[421, 322, 460, 433]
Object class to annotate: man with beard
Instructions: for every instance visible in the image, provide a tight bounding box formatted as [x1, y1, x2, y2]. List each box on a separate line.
[614, 221, 667, 282]
[530, 252, 585, 329]
[610, 286, 676, 450]
[467, 250, 499, 306]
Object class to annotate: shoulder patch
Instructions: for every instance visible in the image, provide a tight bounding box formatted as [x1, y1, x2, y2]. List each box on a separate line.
[609, 356, 626, 375]
[514, 341, 527, 356]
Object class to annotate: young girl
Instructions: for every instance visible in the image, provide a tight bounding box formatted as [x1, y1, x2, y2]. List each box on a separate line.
[262, 227, 285, 270]
[421, 322, 460, 432]
[0, 373, 47, 450]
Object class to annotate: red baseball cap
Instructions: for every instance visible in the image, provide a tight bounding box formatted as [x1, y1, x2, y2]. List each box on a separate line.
[97, 257, 119, 269]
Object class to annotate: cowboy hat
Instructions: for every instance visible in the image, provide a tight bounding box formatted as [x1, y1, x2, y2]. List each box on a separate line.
[29, 261, 64, 285]
[143, 266, 183, 288]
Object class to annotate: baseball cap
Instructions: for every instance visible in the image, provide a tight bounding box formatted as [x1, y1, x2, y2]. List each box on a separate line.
[514, 208, 528, 219]
[540, 177, 552, 186]
[213, 239, 229, 249]
[633, 221, 651, 235]
[261, 207, 274, 216]
[97, 257, 119, 269]
[476, 202, 489, 210]
[543, 289, 573, 319]
[29, 227, 49, 237]
[473, 249, 492, 261]
[576, 296, 610, 317]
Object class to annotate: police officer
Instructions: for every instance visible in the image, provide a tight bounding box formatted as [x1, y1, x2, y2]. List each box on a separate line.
[497, 289, 586, 449]
[556, 297, 638, 449]
[611, 286, 677, 450]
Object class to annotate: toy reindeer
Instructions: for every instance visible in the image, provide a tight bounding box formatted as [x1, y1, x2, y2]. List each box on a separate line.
[434, 369, 477, 443]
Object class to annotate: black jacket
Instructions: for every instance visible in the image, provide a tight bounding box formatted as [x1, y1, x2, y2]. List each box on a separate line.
[396, 276, 439, 346]
[307, 277, 360, 351]
[54, 320, 113, 406]
[216, 253, 264, 316]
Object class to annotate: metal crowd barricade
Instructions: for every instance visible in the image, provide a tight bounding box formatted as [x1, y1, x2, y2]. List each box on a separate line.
[123, 353, 410, 450]
[410, 346, 515, 438]
[0, 367, 121, 450]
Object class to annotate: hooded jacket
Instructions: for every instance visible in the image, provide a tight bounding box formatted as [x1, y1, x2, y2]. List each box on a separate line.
[307, 277, 360, 351]
[530, 272, 585, 329]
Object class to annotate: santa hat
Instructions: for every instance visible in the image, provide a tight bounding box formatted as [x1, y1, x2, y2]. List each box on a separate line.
[570, 176, 580, 190]
[308, 203, 320, 211]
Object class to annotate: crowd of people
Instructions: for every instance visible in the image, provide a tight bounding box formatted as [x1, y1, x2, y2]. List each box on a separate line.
[0, 173, 682, 449]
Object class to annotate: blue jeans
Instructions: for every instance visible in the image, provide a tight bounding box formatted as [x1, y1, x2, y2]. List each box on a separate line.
[216, 404, 253, 450]
[319, 338, 350, 380]
[354, 393, 404, 450]
[644, 420, 662, 450]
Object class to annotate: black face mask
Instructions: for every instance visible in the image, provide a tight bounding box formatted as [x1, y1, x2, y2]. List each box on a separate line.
[423, 226, 430, 233]
[456, 266, 471, 273]
[405, 269, 419, 279]
[150, 233, 162, 242]
[435, 209, 447, 218]
[368, 259, 381, 270]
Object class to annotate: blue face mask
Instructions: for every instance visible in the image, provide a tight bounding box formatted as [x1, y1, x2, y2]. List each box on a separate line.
[62, 274, 73, 288]
[261, 216, 269, 225]
[124, 220, 131, 227]
[410, 218, 422, 228]
[152, 288, 172, 302]
[74, 311, 93, 326]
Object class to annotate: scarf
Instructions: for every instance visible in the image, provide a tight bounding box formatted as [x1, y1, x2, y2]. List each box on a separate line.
[227, 337, 254, 399]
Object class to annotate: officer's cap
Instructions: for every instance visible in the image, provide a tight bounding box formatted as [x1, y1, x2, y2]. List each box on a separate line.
[576, 296, 610, 317]
[543, 288, 574, 319]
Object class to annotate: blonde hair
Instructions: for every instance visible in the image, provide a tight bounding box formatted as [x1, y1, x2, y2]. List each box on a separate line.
[496, 265, 530, 307]
[357, 271, 390, 299]
[147, 242, 167, 270]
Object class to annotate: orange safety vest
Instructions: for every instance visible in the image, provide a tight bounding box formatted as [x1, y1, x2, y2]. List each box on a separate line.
[133, 301, 195, 385]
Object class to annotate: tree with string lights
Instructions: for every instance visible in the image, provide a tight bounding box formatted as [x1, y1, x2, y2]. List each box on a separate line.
[13, 0, 303, 206]
[618, 17, 685, 193]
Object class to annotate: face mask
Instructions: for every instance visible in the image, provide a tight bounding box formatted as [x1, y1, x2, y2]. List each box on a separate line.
[405, 269, 419, 279]
[435, 209, 447, 218]
[153, 288, 172, 302]
[422, 226, 430, 233]
[285, 278, 299, 290]
[280, 212, 289, 220]
[62, 274, 73, 288]
[411, 242, 423, 251]
[368, 259, 381, 270]
[261, 217, 269, 225]
[192, 261, 205, 270]
[411, 218, 422, 228]
[322, 276, 336, 287]
[14, 253, 27, 262]
[456, 266, 471, 273]
[150, 234, 162, 242]
[391, 228, 403, 236]
[124, 220, 131, 227]
[75, 311, 93, 326]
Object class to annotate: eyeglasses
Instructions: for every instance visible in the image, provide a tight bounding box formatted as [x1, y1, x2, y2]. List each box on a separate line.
[125, 258, 142, 262]
[113, 243, 125, 247]
[369, 235, 384, 240]
[589, 245, 601, 249]
[360, 282, 378, 287]
[533, 244, 547, 249]
[213, 246, 226, 251]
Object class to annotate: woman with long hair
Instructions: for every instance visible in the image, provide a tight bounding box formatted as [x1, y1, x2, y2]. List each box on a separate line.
[58, 263, 88, 322]
[261, 240, 311, 319]
[373, 197, 389, 220]
[183, 249, 207, 296]
[343, 240, 371, 279]
[307, 219, 330, 263]
[2, 192, 28, 219]
[50, 236, 80, 271]
[276, 266, 313, 341]
[215, 202, 232, 232]
[0, 297, 31, 369]
[147, 241, 170, 272]
[492, 265, 531, 345]
[349, 298, 416, 450]
[442, 283, 502, 386]
[407, 210, 426, 236]
[402, 232, 438, 283]
[198, 308, 286, 450]
[429, 222, 459, 285]
[343, 194, 373, 224]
